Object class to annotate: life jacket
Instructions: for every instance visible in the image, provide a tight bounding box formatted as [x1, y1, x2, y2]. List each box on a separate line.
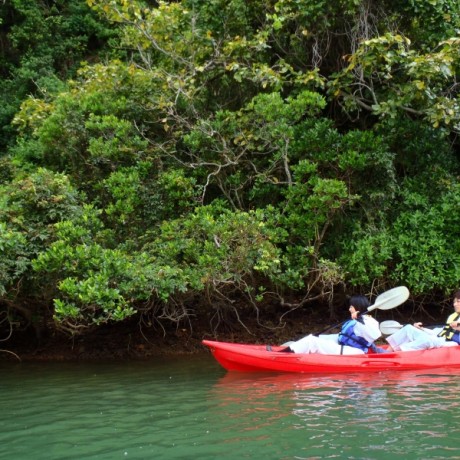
[338, 319, 372, 352]
[438, 312, 460, 341]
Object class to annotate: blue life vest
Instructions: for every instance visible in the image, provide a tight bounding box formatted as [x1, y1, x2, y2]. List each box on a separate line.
[338, 319, 372, 352]
[452, 332, 460, 344]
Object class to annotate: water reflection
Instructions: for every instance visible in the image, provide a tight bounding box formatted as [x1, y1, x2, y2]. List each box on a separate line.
[208, 370, 460, 459]
[212, 369, 460, 406]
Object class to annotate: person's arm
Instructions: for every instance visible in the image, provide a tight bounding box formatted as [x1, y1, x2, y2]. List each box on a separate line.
[413, 322, 438, 335]
[354, 316, 382, 342]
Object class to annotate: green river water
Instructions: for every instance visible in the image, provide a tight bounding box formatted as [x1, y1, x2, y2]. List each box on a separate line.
[1, 354, 460, 459]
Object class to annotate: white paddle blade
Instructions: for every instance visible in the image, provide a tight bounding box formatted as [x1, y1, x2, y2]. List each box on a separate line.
[367, 286, 409, 312]
[379, 320, 403, 336]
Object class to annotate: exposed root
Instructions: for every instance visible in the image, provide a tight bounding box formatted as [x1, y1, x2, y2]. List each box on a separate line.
[0, 311, 13, 342]
[0, 349, 21, 362]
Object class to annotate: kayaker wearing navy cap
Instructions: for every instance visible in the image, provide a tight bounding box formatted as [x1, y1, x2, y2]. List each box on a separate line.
[279, 295, 386, 354]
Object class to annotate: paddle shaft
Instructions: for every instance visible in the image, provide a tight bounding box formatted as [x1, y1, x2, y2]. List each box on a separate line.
[380, 320, 444, 336]
[315, 308, 370, 336]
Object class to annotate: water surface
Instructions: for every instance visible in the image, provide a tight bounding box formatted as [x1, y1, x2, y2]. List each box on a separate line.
[1, 355, 460, 459]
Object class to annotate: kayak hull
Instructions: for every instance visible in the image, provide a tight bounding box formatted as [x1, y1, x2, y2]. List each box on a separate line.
[202, 339, 460, 373]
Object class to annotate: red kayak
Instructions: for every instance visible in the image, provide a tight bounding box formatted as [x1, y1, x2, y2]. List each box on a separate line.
[202, 339, 460, 373]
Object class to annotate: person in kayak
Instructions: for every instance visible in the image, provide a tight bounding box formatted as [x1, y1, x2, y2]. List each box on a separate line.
[386, 290, 460, 351]
[278, 295, 386, 354]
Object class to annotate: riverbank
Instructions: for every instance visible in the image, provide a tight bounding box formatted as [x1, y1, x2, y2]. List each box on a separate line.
[0, 307, 336, 362]
[0, 303, 444, 362]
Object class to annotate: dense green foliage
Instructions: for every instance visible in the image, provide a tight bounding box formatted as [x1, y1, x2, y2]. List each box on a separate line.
[0, 0, 459, 338]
